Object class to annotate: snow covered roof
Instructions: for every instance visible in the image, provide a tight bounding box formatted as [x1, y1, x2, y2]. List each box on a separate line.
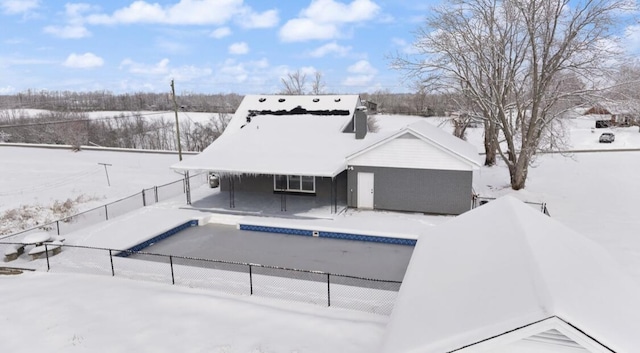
[347, 120, 481, 169]
[583, 101, 640, 116]
[381, 196, 640, 353]
[172, 95, 480, 176]
[172, 94, 390, 177]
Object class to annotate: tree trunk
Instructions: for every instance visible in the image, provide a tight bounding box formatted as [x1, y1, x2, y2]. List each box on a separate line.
[509, 156, 529, 190]
[483, 120, 498, 166]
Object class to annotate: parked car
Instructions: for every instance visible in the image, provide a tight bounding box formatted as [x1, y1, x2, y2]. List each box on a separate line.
[599, 132, 615, 143]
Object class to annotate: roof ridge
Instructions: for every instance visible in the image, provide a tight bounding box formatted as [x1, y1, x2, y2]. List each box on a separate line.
[506, 200, 556, 316]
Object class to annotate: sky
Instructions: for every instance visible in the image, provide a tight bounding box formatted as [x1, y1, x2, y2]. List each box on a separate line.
[0, 0, 437, 95]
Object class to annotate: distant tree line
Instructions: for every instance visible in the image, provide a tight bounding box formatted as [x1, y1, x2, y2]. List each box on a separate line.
[0, 88, 461, 118]
[0, 90, 243, 113]
[0, 88, 472, 153]
[0, 109, 231, 152]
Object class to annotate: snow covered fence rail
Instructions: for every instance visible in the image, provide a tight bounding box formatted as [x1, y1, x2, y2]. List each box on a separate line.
[0, 172, 206, 240]
[0, 242, 401, 315]
[472, 195, 550, 216]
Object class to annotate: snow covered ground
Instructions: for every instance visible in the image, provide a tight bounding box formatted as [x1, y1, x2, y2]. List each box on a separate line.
[0, 271, 386, 352]
[0, 108, 218, 124]
[2, 114, 640, 352]
[0, 145, 189, 235]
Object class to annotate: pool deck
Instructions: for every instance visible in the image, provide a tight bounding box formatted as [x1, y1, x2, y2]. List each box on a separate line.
[4, 184, 452, 273]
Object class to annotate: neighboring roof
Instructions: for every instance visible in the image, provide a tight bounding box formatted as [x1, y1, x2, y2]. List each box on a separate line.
[347, 120, 482, 169]
[381, 196, 640, 353]
[583, 101, 640, 116]
[172, 94, 389, 177]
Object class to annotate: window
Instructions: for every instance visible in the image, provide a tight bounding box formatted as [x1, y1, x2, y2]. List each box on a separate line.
[274, 175, 315, 193]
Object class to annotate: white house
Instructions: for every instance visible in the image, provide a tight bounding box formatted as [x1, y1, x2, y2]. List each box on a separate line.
[172, 94, 481, 215]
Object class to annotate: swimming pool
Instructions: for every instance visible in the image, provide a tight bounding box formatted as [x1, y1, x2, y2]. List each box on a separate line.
[124, 221, 415, 281]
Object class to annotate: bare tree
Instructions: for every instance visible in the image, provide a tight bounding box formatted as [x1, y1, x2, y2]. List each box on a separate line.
[280, 70, 307, 95]
[311, 71, 326, 95]
[394, 0, 632, 189]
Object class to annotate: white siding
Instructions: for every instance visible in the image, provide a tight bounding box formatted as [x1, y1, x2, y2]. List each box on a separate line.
[348, 133, 473, 171]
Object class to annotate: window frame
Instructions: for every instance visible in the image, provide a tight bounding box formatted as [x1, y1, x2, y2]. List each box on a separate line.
[273, 175, 316, 193]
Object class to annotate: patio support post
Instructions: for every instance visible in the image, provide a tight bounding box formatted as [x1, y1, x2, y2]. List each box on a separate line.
[229, 176, 236, 208]
[280, 193, 287, 212]
[332, 177, 337, 214]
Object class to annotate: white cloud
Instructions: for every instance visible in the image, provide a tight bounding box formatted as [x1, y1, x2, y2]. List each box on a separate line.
[308, 42, 351, 57]
[301, 0, 380, 24]
[120, 58, 171, 75]
[392, 37, 419, 54]
[228, 42, 249, 55]
[210, 27, 232, 39]
[347, 59, 377, 75]
[279, 0, 380, 42]
[65, 3, 96, 17]
[170, 65, 213, 82]
[63, 53, 104, 69]
[216, 58, 272, 86]
[342, 59, 377, 87]
[342, 74, 374, 86]
[85, 0, 275, 26]
[44, 3, 97, 39]
[624, 24, 640, 54]
[156, 39, 189, 54]
[280, 19, 340, 42]
[44, 25, 91, 39]
[119, 58, 212, 82]
[1, 0, 39, 15]
[0, 85, 16, 94]
[238, 8, 279, 29]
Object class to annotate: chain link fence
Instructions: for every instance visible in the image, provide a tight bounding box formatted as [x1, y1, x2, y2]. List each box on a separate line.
[0, 242, 401, 315]
[0, 173, 206, 242]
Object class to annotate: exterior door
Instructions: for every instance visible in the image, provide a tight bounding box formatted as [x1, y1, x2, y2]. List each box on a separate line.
[357, 172, 374, 209]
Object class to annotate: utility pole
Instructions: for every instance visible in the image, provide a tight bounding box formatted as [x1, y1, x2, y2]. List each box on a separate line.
[170, 79, 183, 161]
[170, 79, 191, 205]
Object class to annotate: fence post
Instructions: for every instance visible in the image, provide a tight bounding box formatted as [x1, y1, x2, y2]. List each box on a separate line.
[44, 244, 50, 271]
[327, 273, 331, 307]
[142, 189, 147, 206]
[154, 186, 159, 203]
[185, 171, 191, 205]
[169, 255, 175, 285]
[56, 221, 60, 236]
[109, 250, 115, 276]
[104, 205, 109, 220]
[249, 264, 253, 295]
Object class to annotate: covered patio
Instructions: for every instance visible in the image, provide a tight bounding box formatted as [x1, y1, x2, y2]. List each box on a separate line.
[186, 183, 347, 219]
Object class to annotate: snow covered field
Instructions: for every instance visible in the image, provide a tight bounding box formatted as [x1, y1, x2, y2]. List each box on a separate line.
[2, 115, 640, 352]
[0, 145, 189, 234]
